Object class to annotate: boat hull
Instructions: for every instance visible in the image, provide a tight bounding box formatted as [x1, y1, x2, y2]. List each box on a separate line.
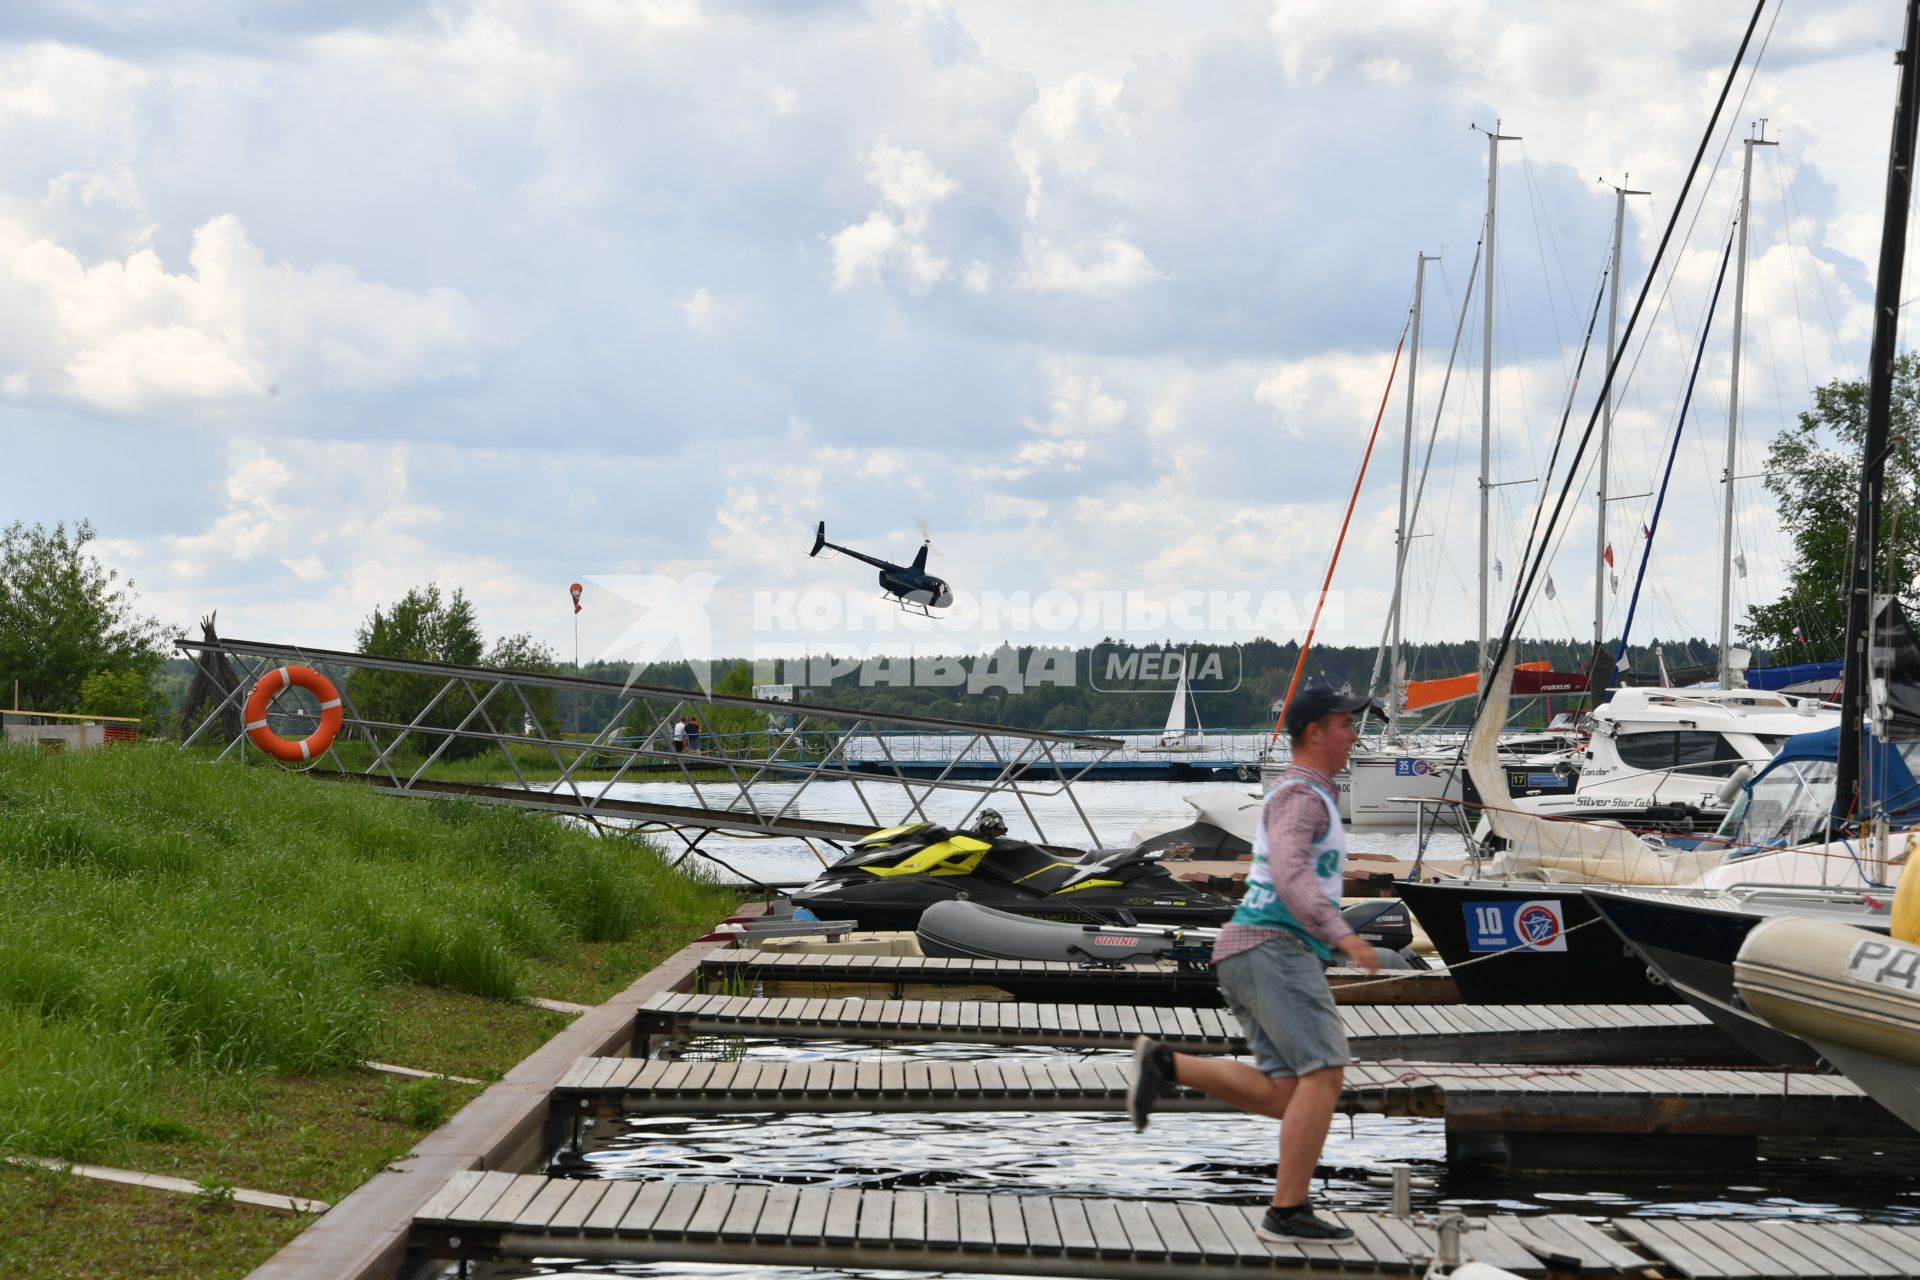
[1347, 752, 1458, 827]
[1395, 879, 1676, 1005]
[1582, 888, 1894, 1068]
[1735, 915, 1920, 1130]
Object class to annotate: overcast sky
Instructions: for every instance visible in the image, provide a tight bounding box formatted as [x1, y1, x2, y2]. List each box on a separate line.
[0, 0, 1904, 676]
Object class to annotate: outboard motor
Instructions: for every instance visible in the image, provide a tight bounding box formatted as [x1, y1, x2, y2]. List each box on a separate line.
[1339, 898, 1428, 970]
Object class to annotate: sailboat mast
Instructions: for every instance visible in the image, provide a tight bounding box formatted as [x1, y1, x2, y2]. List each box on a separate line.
[1596, 179, 1647, 656]
[1720, 126, 1776, 687]
[1837, 0, 1920, 824]
[1389, 253, 1437, 732]
[1478, 121, 1519, 679]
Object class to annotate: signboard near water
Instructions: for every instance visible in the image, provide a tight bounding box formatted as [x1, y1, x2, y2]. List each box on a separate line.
[1463, 899, 1569, 953]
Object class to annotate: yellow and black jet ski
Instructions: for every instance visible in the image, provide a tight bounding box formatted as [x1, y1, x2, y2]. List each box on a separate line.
[789, 813, 1236, 932]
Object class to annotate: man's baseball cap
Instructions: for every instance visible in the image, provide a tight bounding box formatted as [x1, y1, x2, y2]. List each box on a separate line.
[1283, 685, 1375, 738]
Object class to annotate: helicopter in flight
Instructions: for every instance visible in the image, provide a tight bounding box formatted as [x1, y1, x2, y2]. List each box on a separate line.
[810, 520, 953, 614]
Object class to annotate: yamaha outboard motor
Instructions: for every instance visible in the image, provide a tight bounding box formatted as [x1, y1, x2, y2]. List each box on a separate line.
[1339, 898, 1429, 970]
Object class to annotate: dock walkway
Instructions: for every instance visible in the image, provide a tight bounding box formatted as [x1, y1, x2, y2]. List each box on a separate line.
[701, 949, 1460, 1006]
[636, 992, 1736, 1065]
[552, 1056, 1880, 1138]
[410, 1171, 1920, 1278]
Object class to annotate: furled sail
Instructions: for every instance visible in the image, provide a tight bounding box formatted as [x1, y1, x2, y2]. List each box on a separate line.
[1465, 652, 1726, 884]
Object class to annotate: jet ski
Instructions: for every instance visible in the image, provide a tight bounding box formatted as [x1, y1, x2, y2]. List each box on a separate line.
[789, 812, 1237, 932]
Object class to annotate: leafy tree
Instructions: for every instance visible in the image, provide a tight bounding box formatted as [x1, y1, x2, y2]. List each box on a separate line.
[351, 585, 490, 760]
[0, 520, 171, 712]
[484, 632, 562, 737]
[1742, 355, 1920, 655]
[78, 667, 165, 726]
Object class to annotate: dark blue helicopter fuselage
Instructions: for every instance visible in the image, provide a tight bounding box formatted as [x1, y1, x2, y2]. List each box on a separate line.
[878, 569, 952, 609]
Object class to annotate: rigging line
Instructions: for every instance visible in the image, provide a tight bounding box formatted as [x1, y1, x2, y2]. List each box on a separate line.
[1769, 152, 1819, 409]
[1370, 236, 1487, 689]
[1507, 265, 1613, 627]
[1524, 146, 1588, 323]
[1612, 6, 1785, 409]
[1472, 0, 1772, 730]
[1518, 147, 1575, 383]
[1494, 256, 1547, 495]
[1274, 313, 1413, 737]
[1616, 221, 1741, 677]
[1781, 166, 1862, 381]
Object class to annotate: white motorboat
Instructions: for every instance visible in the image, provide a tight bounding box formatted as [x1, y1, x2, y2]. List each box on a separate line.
[1474, 687, 1834, 839]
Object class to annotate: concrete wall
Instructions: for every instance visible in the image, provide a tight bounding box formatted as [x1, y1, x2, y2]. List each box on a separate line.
[2, 722, 105, 750]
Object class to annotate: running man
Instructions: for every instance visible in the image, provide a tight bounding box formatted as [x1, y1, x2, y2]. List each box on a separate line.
[1126, 685, 1379, 1242]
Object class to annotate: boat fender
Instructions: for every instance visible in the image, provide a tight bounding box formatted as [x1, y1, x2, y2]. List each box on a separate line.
[1716, 763, 1756, 806]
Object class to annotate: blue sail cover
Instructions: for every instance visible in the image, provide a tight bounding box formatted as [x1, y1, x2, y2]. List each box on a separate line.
[1745, 660, 1843, 691]
[1746, 725, 1920, 826]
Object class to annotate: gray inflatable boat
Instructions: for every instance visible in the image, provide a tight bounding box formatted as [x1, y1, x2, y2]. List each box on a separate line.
[916, 899, 1215, 966]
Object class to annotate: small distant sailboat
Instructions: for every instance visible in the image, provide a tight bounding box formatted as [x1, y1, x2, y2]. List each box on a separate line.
[1142, 652, 1205, 753]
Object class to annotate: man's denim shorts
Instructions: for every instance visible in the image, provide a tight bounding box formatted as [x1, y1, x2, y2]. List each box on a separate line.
[1214, 931, 1350, 1078]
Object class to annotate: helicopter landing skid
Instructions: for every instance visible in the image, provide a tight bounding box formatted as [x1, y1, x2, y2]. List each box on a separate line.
[878, 591, 938, 617]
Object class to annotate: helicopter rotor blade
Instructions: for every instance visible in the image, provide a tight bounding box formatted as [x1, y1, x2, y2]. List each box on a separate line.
[916, 516, 937, 556]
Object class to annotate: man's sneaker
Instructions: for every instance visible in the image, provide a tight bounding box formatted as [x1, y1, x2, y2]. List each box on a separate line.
[1256, 1204, 1355, 1243]
[1126, 1035, 1175, 1131]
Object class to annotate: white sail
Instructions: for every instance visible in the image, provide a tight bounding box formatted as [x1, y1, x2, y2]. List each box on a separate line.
[1160, 653, 1190, 740]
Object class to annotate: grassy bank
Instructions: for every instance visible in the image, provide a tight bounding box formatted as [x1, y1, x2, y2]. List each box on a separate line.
[0, 742, 736, 1277]
[321, 735, 743, 786]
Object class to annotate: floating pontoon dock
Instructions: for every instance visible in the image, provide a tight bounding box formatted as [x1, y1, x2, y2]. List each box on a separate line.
[632, 992, 1737, 1066]
[700, 948, 1461, 1005]
[410, 1172, 1920, 1278]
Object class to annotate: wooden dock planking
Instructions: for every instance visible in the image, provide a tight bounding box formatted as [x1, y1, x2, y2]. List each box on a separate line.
[637, 991, 1741, 1065]
[553, 1055, 1886, 1140]
[414, 1180, 1920, 1280]
[701, 949, 1460, 1005]
[411, 1179, 1669, 1275]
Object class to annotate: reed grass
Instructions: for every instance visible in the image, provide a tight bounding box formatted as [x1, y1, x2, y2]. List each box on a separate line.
[0, 742, 734, 1159]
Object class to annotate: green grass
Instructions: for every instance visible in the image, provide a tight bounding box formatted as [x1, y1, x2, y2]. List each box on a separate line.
[319, 735, 742, 785]
[0, 742, 735, 1161]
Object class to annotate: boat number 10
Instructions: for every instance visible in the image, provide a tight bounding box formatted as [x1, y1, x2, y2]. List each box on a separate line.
[1462, 899, 1568, 953]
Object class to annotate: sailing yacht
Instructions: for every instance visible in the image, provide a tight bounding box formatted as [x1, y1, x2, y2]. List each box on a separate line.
[1401, 18, 1920, 1009]
[1140, 652, 1204, 754]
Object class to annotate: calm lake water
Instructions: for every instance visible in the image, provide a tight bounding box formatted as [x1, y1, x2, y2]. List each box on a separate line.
[467, 1033, 1920, 1280]
[586, 777, 1465, 884]
[457, 777, 1920, 1278]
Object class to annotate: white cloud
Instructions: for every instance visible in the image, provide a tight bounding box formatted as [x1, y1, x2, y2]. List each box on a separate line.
[1254, 352, 1398, 438]
[829, 142, 957, 292]
[1018, 235, 1158, 292]
[0, 213, 482, 414]
[678, 286, 723, 336]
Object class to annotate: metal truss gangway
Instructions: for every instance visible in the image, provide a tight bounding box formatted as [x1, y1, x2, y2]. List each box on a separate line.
[175, 638, 1123, 863]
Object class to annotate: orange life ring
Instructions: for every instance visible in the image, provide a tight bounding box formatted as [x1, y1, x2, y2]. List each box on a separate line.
[244, 665, 343, 762]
